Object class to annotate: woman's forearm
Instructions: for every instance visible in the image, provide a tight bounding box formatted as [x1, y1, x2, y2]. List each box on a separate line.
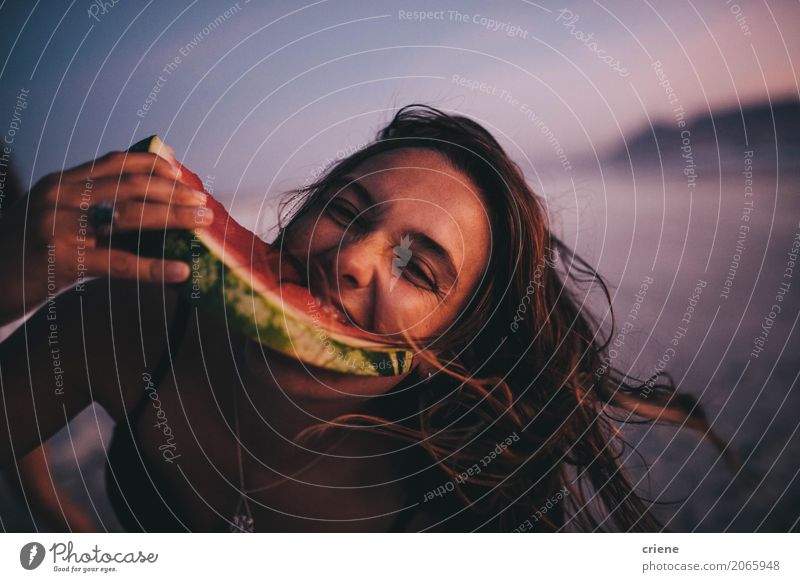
[0, 285, 95, 467]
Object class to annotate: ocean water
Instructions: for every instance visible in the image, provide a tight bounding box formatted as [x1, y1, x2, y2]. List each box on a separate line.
[542, 153, 800, 532]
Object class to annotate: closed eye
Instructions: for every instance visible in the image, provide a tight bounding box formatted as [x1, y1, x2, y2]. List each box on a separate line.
[326, 200, 361, 226]
[403, 260, 440, 294]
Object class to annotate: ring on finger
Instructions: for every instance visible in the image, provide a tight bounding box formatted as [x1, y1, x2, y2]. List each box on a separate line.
[88, 200, 117, 235]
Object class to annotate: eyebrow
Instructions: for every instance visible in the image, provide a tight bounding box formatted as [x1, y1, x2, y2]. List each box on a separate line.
[341, 178, 378, 214]
[340, 175, 459, 287]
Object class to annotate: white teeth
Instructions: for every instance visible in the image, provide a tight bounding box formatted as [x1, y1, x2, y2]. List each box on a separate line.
[310, 295, 341, 321]
[324, 304, 344, 322]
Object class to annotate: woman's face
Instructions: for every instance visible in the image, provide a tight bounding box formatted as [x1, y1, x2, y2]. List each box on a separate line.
[246, 148, 491, 401]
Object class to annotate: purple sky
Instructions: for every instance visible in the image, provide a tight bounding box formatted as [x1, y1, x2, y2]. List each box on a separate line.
[1, 0, 797, 224]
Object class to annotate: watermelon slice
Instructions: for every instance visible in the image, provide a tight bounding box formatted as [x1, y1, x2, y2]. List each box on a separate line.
[124, 136, 413, 377]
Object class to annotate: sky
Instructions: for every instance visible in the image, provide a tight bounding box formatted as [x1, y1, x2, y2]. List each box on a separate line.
[0, 0, 798, 227]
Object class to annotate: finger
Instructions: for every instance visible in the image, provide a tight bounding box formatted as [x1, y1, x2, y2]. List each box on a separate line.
[112, 201, 214, 231]
[50, 207, 99, 249]
[64, 174, 207, 207]
[85, 248, 191, 283]
[64, 151, 181, 183]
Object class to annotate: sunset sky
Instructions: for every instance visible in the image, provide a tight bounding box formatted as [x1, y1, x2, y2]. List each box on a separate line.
[1, 0, 797, 209]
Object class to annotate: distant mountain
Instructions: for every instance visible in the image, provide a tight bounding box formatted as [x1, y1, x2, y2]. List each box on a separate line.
[608, 99, 800, 168]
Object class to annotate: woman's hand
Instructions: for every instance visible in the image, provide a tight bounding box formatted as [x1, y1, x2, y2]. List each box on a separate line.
[0, 150, 212, 325]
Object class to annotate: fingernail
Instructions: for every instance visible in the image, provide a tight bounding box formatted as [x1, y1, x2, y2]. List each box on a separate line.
[193, 190, 207, 204]
[165, 262, 190, 281]
[172, 165, 183, 179]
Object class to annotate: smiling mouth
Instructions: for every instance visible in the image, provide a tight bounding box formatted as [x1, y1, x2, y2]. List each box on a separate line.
[310, 293, 351, 325]
[275, 277, 349, 326]
[309, 282, 364, 329]
[275, 252, 354, 327]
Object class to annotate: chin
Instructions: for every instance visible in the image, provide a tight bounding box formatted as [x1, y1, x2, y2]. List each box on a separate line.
[242, 338, 402, 400]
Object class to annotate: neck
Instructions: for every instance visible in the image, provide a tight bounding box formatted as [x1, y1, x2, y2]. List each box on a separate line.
[236, 338, 369, 467]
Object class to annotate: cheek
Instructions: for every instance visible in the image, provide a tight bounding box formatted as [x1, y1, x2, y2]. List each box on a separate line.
[283, 212, 340, 253]
[384, 267, 482, 340]
[374, 286, 452, 337]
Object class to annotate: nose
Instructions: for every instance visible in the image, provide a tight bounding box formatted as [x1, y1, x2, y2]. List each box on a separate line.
[307, 233, 385, 331]
[334, 232, 385, 291]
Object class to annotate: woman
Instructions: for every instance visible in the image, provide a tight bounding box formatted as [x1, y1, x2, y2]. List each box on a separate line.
[0, 105, 719, 532]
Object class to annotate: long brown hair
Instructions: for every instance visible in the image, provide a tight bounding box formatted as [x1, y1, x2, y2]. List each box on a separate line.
[274, 105, 729, 532]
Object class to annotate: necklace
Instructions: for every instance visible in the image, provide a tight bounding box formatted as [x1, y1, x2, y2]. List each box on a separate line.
[230, 384, 255, 533]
